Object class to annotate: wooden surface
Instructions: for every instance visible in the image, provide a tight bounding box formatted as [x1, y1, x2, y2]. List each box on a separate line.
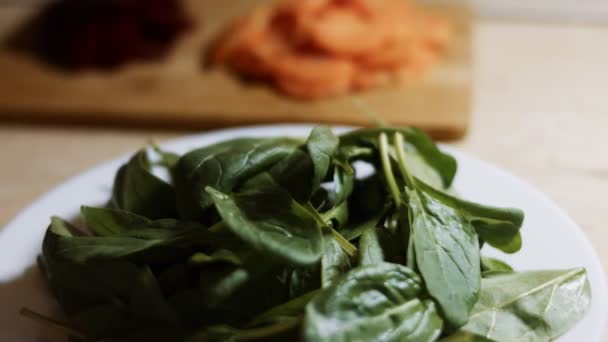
[0, 1, 471, 139]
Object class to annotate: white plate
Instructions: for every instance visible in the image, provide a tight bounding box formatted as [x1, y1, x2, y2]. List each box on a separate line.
[0, 124, 605, 341]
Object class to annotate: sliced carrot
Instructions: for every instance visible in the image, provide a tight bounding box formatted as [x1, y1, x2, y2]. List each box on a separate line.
[356, 40, 412, 69]
[211, 0, 451, 100]
[272, 54, 354, 99]
[211, 6, 274, 64]
[306, 7, 387, 56]
[272, 54, 354, 84]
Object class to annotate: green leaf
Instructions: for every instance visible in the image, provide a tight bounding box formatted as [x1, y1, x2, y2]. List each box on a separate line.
[358, 226, 384, 266]
[304, 262, 443, 342]
[391, 132, 480, 327]
[151, 145, 180, 169]
[415, 180, 524, 254]
[199, 266, 250, 308]
[321, 238, 352, 288]
[43, 216, 224, 265]
[81, 206, 152, 236]
[41, 219, 145, 317]
[480, 256, 513, 277]
[111, 150, 177, 219]
[404, 186, 481, 327]
[332, 157, 355, 207]
[173, 137, 300, 219]
[128, 266, 179, 329]
[206, 178, 326, 265]
[242, 127, 338, 203]
[340, 127, 457, 188]
[306, 126, 339, 192]
[42, 259, 140, 314]
[459, 268, 591, 341]
[320, 200, 349, 230]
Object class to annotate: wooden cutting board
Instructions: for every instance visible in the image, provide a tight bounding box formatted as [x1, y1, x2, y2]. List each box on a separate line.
[0, 1, 471, 139]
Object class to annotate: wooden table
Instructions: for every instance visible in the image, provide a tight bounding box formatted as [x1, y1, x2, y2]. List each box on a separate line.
[1, 17, 608, 313]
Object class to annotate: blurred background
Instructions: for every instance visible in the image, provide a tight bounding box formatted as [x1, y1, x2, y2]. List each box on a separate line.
[0, 0, 607, 278]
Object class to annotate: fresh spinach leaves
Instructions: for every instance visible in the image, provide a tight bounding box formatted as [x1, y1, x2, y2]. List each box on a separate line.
[35, 126, 591, 342]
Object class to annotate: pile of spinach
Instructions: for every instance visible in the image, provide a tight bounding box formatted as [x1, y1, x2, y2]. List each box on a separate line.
[35, 126, 591, 341]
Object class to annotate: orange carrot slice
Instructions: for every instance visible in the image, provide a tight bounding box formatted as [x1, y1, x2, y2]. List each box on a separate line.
[272, 54, 354, 99]
[306, 7, 386, 56]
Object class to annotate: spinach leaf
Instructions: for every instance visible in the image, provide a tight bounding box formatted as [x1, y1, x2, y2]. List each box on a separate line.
[404, 186, 481, 327]
[415, 180, 524, 254]
[81, 206, 152, 236]
[151, 145, 180, 169]
[459, 268, 591, 341]
[320, 200, 349, 230]
[356, 225, 406, 266]
[206, 176, 326, 265]
[188, 250, 252, 303]
[36, 125, 593, 342]
[42, 258, 140, 315]
[332, 159, 354, 207]
[111, 150, 177, 219]
[69, 290, 181, 342]
[340, 127, 457, 188]
[43, 216, 227, 265]
[480, 256, 513, 277]
[173, 137, 300, 219]
[199, 266, 250, 308]
[330, 144, 366, 208]
[388, 132, 480, 328]
[321, 238, 352, 288]
[306, 126, 339, 192]
[128, 266, 179, 331]
[242, 127, 338, 203]
[358, 226, 384, 266]
[188, 249, 250, 307]
[304, 262, 443, 342]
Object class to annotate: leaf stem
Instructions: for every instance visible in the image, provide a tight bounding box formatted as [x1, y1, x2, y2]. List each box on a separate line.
[379, 133, 401, 207]
[330, 228, 358, 257]
[393, 132, 416, 187]
[20, 307, 84, 338]
[393, 132, 418, 270]
[308, 203, 357, 257]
